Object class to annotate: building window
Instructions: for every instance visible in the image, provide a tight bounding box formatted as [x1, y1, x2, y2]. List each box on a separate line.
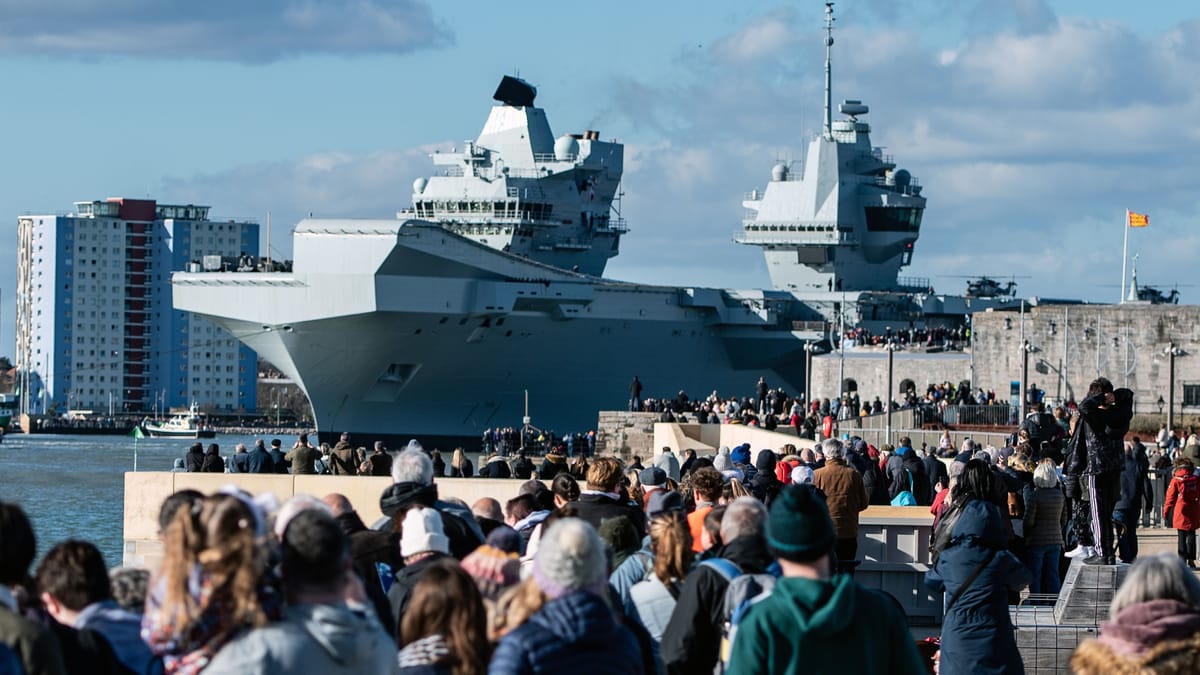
[1185, 385, 1200, 408]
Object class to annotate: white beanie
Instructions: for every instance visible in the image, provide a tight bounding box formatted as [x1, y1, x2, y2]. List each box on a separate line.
[791, 465, 814, 485]
[400, 507, 449, 558]
[532, 518, 607, 600]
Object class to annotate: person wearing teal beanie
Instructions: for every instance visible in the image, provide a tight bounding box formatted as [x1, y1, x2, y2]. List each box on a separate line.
[727, 485, 927, 675]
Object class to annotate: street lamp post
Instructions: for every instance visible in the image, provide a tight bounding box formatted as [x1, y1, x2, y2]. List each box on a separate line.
[1165, 343, 1186, 435]
[804, 341, 821, 407]
[885, 340, 900, 446]
[1020, 340, 1041, 421]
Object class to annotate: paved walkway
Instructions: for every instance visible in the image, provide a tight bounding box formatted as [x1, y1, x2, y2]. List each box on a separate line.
[1130, 522, 1183, 558]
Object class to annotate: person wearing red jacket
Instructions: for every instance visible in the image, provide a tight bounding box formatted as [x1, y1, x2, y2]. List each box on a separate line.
[1162, 457, 1200, 567]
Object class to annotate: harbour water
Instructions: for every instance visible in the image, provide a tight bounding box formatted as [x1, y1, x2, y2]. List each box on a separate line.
[0, 432, 270, 568]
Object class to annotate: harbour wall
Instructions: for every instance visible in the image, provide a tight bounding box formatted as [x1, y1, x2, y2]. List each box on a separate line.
[122, 472, 940, 621]
[808, 305, 1200, 421]
[970, 304, 1200, 414]
[123, 473, 529, 570]
[809, 350, 969, 407]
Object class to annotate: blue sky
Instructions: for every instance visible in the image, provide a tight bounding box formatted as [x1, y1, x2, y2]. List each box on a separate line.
[2, 0, 1198, 352]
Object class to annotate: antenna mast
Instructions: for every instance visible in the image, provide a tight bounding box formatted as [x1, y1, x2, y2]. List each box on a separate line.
[823, 3, 836, 140]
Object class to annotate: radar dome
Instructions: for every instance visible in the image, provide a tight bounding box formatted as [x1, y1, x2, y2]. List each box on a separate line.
[554, 135, 580, 161]
[771, 163, 789, 182]
[893, 169, 911, 188]
[412, 177, 428, 194]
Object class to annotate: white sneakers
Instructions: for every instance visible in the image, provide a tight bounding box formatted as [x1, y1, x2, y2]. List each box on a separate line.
[1065, 545, 1096, 559]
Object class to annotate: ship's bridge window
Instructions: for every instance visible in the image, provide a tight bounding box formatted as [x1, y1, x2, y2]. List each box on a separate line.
[864, 206, 922, 232]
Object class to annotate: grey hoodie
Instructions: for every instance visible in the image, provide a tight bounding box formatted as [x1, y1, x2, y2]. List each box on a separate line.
[204, 602, 398, 675]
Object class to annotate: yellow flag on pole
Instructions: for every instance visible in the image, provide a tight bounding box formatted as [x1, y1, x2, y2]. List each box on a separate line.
[1127, 211, 1149, 227]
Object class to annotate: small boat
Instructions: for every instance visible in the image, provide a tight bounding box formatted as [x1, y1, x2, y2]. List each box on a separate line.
[141, 403, 216, 439]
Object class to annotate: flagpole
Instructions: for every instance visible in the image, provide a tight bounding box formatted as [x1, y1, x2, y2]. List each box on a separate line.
[1120, 209, 1129, 304]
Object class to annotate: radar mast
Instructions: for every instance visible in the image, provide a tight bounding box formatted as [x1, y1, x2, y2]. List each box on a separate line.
[823, 3, 835, 140]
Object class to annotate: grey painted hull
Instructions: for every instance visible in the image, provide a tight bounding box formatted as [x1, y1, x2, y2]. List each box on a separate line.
[174, 221, 818, 440]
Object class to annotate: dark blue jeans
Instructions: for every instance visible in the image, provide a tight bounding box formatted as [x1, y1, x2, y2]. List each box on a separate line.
[1026, 544, 1062, 595]
[1114, 509, 1139, 563]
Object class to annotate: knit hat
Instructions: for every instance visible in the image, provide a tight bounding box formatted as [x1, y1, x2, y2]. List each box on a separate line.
[639, 466, 667, 489]
[791, 465, 815, 485]
[755, 449, 778, 473]
[532, 518, 608, 600]
[400, 507, 450, 558]
[766, 484, 835, 561]
[713, 448, 733, 473]
[730, 444, 752, 466]
[646, 490, 684, 517]
[485, 525, 523, 556]
[460, 544, 521, 600]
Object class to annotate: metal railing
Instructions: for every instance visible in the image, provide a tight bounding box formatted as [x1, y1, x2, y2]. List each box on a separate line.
[931, 404, 1017, 427]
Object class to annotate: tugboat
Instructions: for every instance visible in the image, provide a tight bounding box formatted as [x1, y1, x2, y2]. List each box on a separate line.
[141, 403, 216, 439]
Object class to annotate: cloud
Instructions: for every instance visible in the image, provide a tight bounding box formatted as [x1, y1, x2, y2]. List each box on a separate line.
[158, 146, 437, 255]
[131, 6, 1200, 308]
[710, 9, 799, 64]
[0, 0, 451, 62]
[594, 8, 1200, 303]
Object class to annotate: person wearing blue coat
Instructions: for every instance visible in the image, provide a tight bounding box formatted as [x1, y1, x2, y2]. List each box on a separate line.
[926, 460, 1031, 675]
[489, 518, 644, 675]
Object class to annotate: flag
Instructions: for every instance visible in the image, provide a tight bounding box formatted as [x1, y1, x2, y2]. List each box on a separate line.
[1127, 211, 1149, 228]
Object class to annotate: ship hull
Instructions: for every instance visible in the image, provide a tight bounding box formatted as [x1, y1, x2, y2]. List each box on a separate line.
[174, 221, 819, 445]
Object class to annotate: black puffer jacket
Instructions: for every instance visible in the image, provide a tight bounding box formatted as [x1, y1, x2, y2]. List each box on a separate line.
[660, 535, 774, 675]
[1067, 391, 1133, 478]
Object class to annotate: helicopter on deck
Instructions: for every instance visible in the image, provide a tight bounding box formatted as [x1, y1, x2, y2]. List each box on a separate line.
[944, 275, 1026, 299]
[1136, 286, 1181, 304]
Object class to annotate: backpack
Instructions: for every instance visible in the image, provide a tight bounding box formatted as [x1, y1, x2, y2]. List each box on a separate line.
[891, 469, 918, 506]
[700, 558, 783, 673]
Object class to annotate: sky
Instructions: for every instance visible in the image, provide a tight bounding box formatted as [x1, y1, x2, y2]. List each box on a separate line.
[2, 0, 1198, 352]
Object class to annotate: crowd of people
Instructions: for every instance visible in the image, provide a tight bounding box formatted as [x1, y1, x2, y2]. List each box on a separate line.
[628, 376, 1020, 441]
[9, 376, 1200, 673]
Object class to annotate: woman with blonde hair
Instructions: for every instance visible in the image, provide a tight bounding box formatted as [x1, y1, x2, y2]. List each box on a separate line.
[143, 493, 281, 674]
[1024, 460, 1067, 594]
[628, 510, 694, 643]
[397, 558, 490, 675]
[449, 447, 474, 478]
[721, 477, 752, 503]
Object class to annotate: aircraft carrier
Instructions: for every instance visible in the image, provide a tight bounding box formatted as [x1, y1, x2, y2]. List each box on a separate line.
[173, 5, 1033, 445]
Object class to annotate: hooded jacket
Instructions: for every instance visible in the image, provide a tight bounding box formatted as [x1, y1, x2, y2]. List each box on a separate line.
[489, 590, 643, 675]
[1163, 469, 1200, 531]
[1072, 599, 1200, 675]
[726, 574, 926, 675]
[924, 499, 1030, 675]
[538, 454, 566, 480]
[654, 450, 682, 483]
[203, 602, 398, 675]
[888, 452, 931, 506]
